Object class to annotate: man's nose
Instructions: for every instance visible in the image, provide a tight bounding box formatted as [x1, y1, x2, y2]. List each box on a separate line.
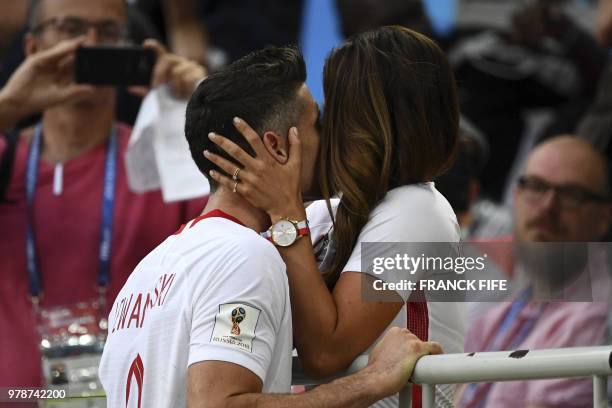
[538, 188, 561, 213]
[83, 27, 100, 45]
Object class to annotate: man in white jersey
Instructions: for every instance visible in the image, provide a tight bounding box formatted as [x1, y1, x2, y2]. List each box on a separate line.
[100, 45, 443, 407]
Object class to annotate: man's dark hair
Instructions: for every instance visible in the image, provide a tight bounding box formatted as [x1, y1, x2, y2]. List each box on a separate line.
[185, 45, 307, 192]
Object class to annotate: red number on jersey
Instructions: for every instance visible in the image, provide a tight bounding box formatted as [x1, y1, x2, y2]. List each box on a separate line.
[126, 354, 144, 408]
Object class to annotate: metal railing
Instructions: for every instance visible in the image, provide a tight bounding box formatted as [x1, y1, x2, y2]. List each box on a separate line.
[292, 346, 612, 408]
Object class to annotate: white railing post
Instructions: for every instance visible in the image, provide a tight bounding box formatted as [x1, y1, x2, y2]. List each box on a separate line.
[592, 375, 607, 408]
[421, 384, 436, 408]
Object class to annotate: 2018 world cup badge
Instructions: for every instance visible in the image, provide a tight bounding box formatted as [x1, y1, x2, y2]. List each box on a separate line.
[211, 303, 261, 352]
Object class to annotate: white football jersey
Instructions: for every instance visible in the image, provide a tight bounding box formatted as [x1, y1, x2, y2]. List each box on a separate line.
[99, 210, 292, 408]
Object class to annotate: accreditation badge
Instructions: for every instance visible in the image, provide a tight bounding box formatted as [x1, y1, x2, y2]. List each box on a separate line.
[35, 296, 107, 408]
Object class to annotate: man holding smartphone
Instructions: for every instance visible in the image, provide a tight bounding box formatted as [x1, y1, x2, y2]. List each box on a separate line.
[0, 0, 208, 389]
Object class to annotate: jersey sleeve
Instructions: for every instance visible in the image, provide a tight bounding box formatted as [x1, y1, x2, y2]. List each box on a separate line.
[306, 199, 338, 245]
[342, 186, 460, 301]
[186, 237, 288, 384]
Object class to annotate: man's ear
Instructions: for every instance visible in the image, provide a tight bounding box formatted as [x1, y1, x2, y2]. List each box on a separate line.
[262, 131, 289, 164]
[24, 33, 38, 57]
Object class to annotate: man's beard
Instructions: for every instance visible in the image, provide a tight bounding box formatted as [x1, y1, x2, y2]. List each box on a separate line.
[515, 241, 588, 295]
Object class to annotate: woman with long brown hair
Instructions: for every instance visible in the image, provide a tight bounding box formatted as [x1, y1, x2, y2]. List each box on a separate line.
[206, 25, 464, 407]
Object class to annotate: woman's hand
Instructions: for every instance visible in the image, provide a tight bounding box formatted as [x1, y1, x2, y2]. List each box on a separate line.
[205, 117, 306, 223]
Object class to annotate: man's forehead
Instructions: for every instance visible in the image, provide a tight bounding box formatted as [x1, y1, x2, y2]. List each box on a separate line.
[524, 140, 606, 188]
[39, 0, 126, 21]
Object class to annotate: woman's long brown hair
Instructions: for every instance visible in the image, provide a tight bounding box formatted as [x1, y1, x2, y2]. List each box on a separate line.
[320, 26, 459, 286]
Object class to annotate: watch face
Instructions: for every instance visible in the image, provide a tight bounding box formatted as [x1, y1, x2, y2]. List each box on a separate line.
[271, 220, 298, 247]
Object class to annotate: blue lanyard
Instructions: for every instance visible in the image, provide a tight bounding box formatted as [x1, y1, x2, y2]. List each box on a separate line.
[488, 286, 547, 351]
[461, 286, 545, 407]
[25, 124, 118, 299]
[493, 286, 533, 347]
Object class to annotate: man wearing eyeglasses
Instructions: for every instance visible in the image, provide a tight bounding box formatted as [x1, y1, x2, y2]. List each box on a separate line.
[514, 137, 611, 243]
[458, 136, 612, 408]
[0, 0, 208, 391]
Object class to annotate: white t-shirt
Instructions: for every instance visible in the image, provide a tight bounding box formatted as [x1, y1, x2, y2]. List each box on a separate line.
[307, 183, 466, 408]
[99, 212, 292, 408]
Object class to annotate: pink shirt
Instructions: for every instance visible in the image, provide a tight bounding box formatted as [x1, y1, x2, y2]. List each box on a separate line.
[460, 299, 609, 408]
[0, 124, 206, 387]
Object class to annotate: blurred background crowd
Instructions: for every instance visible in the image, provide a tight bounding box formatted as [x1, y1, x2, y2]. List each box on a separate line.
[0, 0, 611, 407]
[4, 0, 612, 215]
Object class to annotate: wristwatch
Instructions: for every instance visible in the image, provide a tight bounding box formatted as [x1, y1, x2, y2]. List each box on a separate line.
[261, 219, 310, 247]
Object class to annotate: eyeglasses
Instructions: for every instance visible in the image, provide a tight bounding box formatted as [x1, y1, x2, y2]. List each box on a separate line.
[517, 175, 610, 210]
[31, 17, 127, 44]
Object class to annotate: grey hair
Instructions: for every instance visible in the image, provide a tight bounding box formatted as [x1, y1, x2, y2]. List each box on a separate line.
[27, 0, 129, 32]
[28, 0, 44, 31]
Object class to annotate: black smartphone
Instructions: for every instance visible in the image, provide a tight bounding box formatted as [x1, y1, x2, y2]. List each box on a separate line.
[75, 45, 157, 86]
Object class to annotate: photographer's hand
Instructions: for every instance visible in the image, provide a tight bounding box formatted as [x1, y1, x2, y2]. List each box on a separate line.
[0, 37, 95, 130]
[128, 39, 207, 100]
